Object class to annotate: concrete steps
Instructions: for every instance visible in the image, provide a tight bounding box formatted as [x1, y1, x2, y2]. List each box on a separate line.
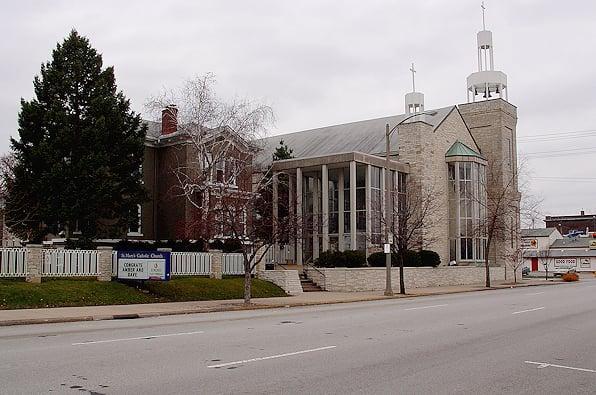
[299, 273, 323, 292]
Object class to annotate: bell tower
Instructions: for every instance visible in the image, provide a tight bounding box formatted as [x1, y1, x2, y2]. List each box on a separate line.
[459, 2, 519, 270]
[466, 2, 508, 102]
[405, 63, 424, 114]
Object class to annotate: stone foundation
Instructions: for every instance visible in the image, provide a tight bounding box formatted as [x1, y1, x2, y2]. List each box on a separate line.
[305, 266, 508, 292]
[258, 270, 303, 295]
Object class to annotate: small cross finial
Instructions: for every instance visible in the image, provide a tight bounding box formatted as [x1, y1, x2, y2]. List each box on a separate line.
[410, 62, 416, 92]
[481, 1, 486, 30]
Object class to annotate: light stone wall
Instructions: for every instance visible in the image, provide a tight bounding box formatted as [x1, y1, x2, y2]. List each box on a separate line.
[459, 99, 520, 267]
[398, 108, 483, 265]
[305, 266, 508, 292]
[96, 246, 113, 282]
[210, 250, 223, 279]
[25, 244, 42, 283]
[258, 270, 303, 295]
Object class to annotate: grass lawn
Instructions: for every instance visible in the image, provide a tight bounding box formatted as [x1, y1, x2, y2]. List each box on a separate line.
[0, 276, 286, 310]
[145, 276, 287, 302]
[0, 278, 157, 310]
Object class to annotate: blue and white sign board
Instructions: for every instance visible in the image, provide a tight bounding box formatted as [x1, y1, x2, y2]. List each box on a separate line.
[117, 251, 171, 281]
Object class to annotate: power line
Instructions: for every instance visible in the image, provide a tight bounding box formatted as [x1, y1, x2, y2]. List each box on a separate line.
[518, 131, 596, 143]
[532, 178, 596, 183]
[518, 128, 596, 139]
[523, 146, 596, 155]
[531, 176, 596, 181]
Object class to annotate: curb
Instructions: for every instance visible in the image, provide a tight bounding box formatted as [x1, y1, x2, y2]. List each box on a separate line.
[0, 281, 562, 327]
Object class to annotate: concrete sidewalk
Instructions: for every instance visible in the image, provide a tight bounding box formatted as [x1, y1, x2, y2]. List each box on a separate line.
[0, 278, 561, 326]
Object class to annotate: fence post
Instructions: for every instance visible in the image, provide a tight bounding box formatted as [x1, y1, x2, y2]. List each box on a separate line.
[25, 244, 42, 283]
[210, 250, 223, 280]
[97, 246, 114, 282]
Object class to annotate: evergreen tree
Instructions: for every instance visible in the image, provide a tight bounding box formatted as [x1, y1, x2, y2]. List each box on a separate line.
[7, 30, 147, 241]
[273, 140, 293, 161]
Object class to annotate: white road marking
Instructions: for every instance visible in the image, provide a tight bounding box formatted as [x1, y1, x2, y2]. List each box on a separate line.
[404, 304, 448, 311]
[207, 346, 336, 368]
[72, 331, 204, 345]
[525, 360, 596, 373]
[512, 307, 545, 315]
[524, 291, 545, 296]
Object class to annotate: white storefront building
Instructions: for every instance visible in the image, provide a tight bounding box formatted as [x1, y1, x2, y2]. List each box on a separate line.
[522, 228, 596, 273]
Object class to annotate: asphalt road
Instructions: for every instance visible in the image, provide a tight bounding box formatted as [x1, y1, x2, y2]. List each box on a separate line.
[2, 280, 596, 394]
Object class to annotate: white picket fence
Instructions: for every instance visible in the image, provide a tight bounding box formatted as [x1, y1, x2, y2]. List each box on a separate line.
[171, 252, 212, 275]
[0, 248, 250, 278]
[42, 249, 99, 276]
[0, 248, 28, 277]
[222, 253, 257, 275]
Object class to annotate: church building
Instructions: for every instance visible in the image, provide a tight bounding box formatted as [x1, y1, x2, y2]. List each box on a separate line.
[260, 16, 520, 268]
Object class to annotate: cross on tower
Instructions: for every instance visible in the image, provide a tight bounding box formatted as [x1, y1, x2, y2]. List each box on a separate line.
[481, 1, 486, 30]
[410, 62, 416, 92]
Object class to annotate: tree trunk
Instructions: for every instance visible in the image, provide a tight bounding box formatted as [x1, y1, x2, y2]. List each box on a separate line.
[484, 245, 491, 288]
[399, 251, 405, 295]
[244, 268, 252, 305]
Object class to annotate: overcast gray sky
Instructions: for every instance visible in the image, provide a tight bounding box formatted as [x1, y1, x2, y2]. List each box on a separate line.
[1, 0, 596, 221]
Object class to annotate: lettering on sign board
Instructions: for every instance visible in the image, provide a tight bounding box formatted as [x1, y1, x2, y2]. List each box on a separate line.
[117, 251, 171, 281]
[554, 258, 577, 268]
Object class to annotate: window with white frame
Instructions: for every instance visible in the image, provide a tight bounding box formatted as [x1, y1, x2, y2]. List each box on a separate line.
[127, 204, 142, 235]
[215, 159, 225, 183]
[228, 158, 238, 187]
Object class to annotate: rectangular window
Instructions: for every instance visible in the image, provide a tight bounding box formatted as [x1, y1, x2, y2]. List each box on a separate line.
[506, 138, 513, 169]
[228, 159, 237, 186]
[127, 204, 142, 236]
[216, 159, 225, 183]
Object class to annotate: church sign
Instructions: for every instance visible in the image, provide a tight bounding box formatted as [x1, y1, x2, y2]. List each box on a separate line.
[117, 251, 171, 281]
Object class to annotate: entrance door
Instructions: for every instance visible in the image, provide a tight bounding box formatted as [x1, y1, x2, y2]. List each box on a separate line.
[531, 257, 538, 271]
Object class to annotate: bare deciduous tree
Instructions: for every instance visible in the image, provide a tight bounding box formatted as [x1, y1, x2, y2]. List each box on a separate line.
[538, 248, 553, 281]
[518, 157, 543, 230]
[0, 152, 37, 243]
[147, 74, 293, 304]
[379, 177, 441, 295]
[507, 244, 526, 284]
[471, 160, 521, 288]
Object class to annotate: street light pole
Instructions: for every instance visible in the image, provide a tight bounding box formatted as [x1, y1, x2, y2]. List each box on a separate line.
[384, 124, 393, 296]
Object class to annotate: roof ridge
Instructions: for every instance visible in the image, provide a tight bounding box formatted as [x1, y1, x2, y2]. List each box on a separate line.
[269, 105, 455, 138]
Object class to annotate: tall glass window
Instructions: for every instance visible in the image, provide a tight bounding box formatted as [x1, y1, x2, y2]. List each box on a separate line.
[328, 169, 340, 234]
[370, 166, 382, 245]
[448, 161, 487, 263]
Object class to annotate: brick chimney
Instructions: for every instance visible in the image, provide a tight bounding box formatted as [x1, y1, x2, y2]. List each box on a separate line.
[161, 105, 178, 135]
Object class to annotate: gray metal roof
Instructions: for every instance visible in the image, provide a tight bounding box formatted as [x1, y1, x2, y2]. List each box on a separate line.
[257, 106, 455, 165]
[550, 237, 594, 249]
[521, 228, 557, 238]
